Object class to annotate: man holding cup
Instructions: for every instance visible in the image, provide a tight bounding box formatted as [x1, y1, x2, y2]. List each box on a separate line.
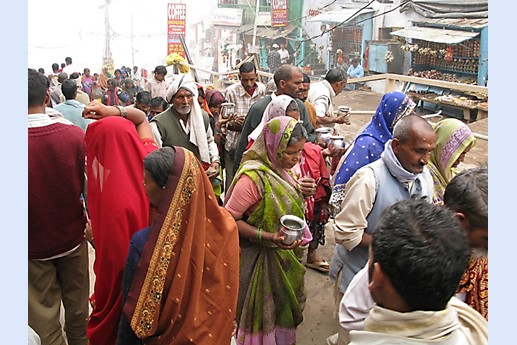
[308, 68, 351, 129]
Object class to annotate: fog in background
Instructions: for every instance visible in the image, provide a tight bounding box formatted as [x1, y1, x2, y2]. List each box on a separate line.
[28, 0, 216, 73]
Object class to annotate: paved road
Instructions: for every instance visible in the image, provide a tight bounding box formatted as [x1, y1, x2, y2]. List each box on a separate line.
[297, 88, 487, 345]
[85, 89, 488, 345]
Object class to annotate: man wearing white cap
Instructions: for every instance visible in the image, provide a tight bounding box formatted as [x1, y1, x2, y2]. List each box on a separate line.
[150, 74, 220, 179]
[267, 43, 281, 74]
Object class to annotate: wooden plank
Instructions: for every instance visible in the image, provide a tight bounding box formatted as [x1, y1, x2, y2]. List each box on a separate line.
[348, 73, 488, 95]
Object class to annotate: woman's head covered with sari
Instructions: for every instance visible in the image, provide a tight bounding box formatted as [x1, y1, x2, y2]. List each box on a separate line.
[84, 116, 153, 344]
[204, 89, 226, 116]
[334, 91, 415, 186]
[227, 116, 310, 239]
[428, 118, 477, 203]
[248, 94, 300, 142]
[330, 92, 415, 213]
[242, 116, 306, 187]
[123, 146, 239, 344]
[205, 89, 226, 108]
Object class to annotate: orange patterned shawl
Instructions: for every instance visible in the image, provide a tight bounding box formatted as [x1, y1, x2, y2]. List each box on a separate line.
[123, 147, 240, 344]
[457, 256, 488, 320]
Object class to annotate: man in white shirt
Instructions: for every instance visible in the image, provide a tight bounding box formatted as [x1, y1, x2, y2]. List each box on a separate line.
[308, 68, 350, 128]
[278, 43, 290, 64]
[329, 114, 436, 307]
[144, 65, 170, 99]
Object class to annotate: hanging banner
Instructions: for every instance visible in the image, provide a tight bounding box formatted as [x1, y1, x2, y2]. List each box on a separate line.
[167, 3, 186, 58]
[272, 0, 288, 27]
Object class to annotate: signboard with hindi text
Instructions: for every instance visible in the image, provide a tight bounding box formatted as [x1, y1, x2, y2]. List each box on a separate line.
[272, 0, 288, 27]
[167, 3, 186, 58]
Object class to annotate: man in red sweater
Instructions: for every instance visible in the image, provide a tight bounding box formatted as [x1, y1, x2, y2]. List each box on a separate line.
[28, 68, 90, 345]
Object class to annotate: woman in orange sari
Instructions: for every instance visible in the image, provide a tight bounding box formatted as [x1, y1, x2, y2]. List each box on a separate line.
[97, 65, 111, 90]
[118, 146, 240, 344]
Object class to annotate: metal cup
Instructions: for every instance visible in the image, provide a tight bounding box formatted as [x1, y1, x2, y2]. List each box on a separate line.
[315, 127, 332, 146]
[279, 215, 305, 245]
[220, 102, 235, 119]
[338, 105, 351, 122]
[328, 135, 345, 155]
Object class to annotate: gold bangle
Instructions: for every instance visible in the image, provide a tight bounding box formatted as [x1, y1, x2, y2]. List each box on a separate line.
[116, 105, 127, 118]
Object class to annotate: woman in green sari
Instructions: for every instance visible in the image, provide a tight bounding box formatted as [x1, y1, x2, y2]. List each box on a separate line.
[224, 116, 313, 345]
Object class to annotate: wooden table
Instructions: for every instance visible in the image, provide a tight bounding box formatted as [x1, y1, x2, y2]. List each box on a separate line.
[407, 92, 485, 122]
[475, 104, 488, 120]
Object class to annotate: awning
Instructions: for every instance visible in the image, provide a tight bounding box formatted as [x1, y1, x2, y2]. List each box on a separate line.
[307, 8, 374, 24]
[399, 0, 488, 19]
[262, 25, 298, 39]
[390, 26, 480, 44]
[237, 25, 298, 40]
[231, 24, 255, 35]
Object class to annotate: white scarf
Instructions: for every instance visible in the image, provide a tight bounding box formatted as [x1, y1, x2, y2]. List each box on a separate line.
[166, 75, 210, 163]
[356, 298, 487, 344]
[381, 139, 433, 198]
[381, 140, 421, 183]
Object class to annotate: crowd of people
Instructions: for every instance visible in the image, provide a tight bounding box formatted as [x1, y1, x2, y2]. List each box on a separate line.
[28, 53, 488, 345]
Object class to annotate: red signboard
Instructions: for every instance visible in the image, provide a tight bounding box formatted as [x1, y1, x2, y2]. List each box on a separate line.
[167, 3, 186, 58]
[272, 0, 288, 27]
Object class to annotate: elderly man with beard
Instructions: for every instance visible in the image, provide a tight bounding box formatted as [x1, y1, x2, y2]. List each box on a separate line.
[150, 74, 220, 179]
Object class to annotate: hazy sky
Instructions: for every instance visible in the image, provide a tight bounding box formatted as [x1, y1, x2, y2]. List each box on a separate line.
[28, 0, 215, 73]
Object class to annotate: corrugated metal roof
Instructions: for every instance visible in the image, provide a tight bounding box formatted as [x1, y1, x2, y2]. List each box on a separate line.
[399, 0, 488, 19]
[412, 18, 488, 30]
[231, 24, 255, 34]
[255, 25, 298, 40]
[390, 26, 480, 44]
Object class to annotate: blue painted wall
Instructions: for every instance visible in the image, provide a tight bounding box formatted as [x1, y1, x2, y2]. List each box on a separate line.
[478, 26, 488, 86]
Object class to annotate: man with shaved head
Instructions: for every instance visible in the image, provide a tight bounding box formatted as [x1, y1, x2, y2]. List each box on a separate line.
[329, 115, 437, 315]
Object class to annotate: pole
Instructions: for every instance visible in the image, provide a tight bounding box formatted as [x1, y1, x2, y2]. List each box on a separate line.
[103, 0, 113, 70]
[179, 34, 200, 83]
[251, 0, 260, 50]
[131, 0, 135, 68]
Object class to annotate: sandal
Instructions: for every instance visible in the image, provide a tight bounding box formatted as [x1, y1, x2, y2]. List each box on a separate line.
[305, 259, 330, 273]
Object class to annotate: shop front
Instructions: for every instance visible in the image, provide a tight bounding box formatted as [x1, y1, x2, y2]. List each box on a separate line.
[391, 18, 488, 86]
[391, 18, 488, 121]
[307, 6, 374, 70]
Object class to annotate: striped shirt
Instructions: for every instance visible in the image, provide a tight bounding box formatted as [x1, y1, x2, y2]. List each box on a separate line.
[224, 81, 266, 151]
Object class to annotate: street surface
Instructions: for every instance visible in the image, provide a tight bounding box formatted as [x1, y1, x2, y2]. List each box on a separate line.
[83, 88, 488, 344]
